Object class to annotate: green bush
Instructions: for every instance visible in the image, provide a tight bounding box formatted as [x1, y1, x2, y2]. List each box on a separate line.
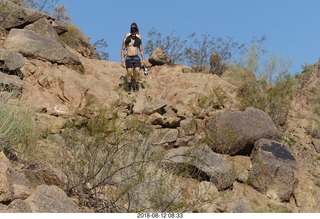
[55, 107, 219, 212]
[0, 101, 36, 154]
[236, 53, 298, 128]
[51, 4, 71, 22]
[184, 33, 248, 72]
[93, 38, 109, 61]
[145, 29, 265, 74]
[188, 86, 227, 118]
[145, 28, 187, 64]
[57, 108, 177, 211]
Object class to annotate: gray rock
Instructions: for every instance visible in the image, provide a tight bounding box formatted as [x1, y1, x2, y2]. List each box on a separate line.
[147, 128, 179, 146]
[0, 0, 48, 30]
[149, 47, 172, 66]
[205, 107, 279, 155]
[4, 28, 81, 65]
[25, 185, 79, 213]
[9, 169, 32, 200]
[24, 17, 61, 43]
[0, 48, 24, 71]
[248, 138, 298, 201]
[180, 118, 197, 136]
[51, 20, 68, 35]
[164, 144, 236, 190]
[141, 99, 169, 115]
[8, 199, 32, 212]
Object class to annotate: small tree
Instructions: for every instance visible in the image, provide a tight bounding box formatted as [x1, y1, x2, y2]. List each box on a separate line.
[184, 33, 248, 72]
[52, 5, 71, 22]
[145, 28, 187, 64]
[237, 49, 298, 128]
[184, 33, 212, 72]
[145, 29, 256, 74]
[94, 39, 109, 61]
[209, 52, 226, 76]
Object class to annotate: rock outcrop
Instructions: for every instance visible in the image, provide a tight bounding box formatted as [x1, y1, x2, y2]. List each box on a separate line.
[148, 47, 172, 65]
[4, 28, 80, 65]
[248, 139, 298, 202]
[205, 107, 279, 155]
[1, 0, 320, 213]
[0, 0, 48, 30]
[165, 145, 237, 190]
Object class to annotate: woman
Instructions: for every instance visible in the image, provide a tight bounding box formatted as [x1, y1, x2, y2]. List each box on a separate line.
[121, 26, 145, 92]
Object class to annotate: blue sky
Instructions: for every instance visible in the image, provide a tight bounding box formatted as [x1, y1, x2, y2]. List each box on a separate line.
[59, 0, 319, 74]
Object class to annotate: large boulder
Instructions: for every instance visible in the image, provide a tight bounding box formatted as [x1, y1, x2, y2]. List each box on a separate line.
[25, 184, 79, 212]
[0, 0, 48, 30]
[4, 28, 81, 65]
[148, 47, 172, 66]
[248, 139, 298, 202]
[164, 144, 236, 190]
[24, 17, 61, 43]
[205, 107, 279, 155]
[0, 48, 24, 71]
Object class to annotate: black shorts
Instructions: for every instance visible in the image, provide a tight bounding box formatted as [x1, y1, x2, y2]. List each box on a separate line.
[126, 56, 141, 68]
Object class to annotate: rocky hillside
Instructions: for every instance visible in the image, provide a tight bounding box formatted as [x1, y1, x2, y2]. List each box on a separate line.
[1, 0, 320, 213]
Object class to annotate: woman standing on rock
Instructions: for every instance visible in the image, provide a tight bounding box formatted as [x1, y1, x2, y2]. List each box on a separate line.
[121, 25, 145, 92]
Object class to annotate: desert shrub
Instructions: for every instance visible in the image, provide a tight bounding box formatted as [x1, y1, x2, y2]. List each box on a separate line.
[295, 63, 320, 117]
[309, 89, 320, 117]
[209, 52, 226, 75]
[314, 104, 320, 117]
[188, 86, 227, 118]
[60, 24, 101, 61]
[56, 107, 219, 212]
[0, 1, 8, 12]
[57, 108, 173, 211]
[0, 100, 36, 156]
[305, 117, 320, 139]
[222, 65, 256, 89]
[0, 1, 10, 28]
[145, 28, 265, 74]
[93, 38, 109, 61]
[237, 52, 298, 128]
[184, 33, 248, 72]
[51, 4, 71, 22]
[238, 75, 297, 127]
[145, 28, 187, 64]
[301, 63, 314, 75]
[60, 24, 86, 48]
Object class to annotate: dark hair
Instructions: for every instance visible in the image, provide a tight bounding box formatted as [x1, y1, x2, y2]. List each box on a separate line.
[130, 22, 139, 33]
[130, 27, 138, 33]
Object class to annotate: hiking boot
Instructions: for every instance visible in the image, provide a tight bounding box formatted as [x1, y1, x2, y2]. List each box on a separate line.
[125, 82, 131, 92]
[130, 81, 139, 92]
